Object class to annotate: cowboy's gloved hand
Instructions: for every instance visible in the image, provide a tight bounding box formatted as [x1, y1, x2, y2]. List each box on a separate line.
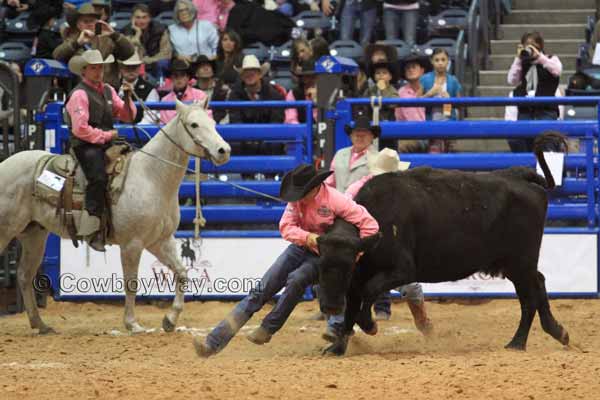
[307, 233, 320, 254]
[109, 129, 119, 139]
[120, 82, 134, 93]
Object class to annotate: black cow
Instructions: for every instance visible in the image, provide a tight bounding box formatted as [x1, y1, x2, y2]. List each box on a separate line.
[317, 132, 570, 355]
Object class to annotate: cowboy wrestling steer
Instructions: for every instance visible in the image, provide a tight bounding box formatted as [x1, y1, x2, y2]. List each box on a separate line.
[317, 132, 570, 355]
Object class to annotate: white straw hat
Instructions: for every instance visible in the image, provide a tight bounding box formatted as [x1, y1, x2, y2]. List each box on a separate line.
[369, 148, 411, 176]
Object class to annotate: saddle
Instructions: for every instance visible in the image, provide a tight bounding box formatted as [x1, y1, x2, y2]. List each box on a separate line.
[33, 143, 134, 247]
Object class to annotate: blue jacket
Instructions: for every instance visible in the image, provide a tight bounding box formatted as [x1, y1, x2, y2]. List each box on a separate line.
[420, 72, 462, 120]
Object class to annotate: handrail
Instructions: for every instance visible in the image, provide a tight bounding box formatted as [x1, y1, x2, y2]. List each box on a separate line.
[467, 0, 481, 93]
[344, 96, 600, 106]
[455, 30, 467, 86]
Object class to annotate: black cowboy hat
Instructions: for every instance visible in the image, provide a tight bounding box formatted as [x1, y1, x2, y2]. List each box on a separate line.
[192, 55, 216, 73]
[344, 112, 381, 138]
[66, 3, 101, 28]
[166, 58, 193, 77]
[368, 61, 399, 83]
[293, 58, 317, 77]
[364, 42, 398, 64]
[399, 54, 432, 80]
[280, 164, 333, 202]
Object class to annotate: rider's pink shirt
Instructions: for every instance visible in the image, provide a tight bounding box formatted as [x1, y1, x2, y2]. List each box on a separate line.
[279, 183, 379, 252]
[66, 79, 136, 145]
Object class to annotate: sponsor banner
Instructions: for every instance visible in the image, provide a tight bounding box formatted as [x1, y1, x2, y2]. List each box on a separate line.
[58, 234, 598, 297]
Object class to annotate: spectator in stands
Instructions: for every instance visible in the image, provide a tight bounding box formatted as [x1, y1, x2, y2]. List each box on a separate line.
[29, 1, 63, 59]
[290, 38, 313, 76]
[159, 58, 209, 124]
[215, 29, 243, 85]
[284, 58, 317, 124]
[365, 42, 398, 65]
[228, 55, 284, 124]
[169, 0, 219, 62]
[194, 0, 235, 32]
[362, 61, 399, 121]
[506, 31, 562, 152]
[421, 48, 462, 153]
[150, 0, 176, 16]
[396, 54, 430, 153]
[192, 55, 230, 123]
[0, 0, 29, 20]
[122, 4, 172, 80]
[382, 0, 419, 48]
[91, 0, 111, 22]
[338, 0, 377, 46]
[53, 3, 135, 89]
[226, 0, 295, 46]
[505, 88, 565, 122]
[310, 36, 330, 60]
[118, 52, 160, 124]
[64, 0, 87, 10]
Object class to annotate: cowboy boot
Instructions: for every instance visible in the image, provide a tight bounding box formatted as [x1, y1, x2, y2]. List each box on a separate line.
[407, 300, 433, 336]
[79, 210, 105, 252]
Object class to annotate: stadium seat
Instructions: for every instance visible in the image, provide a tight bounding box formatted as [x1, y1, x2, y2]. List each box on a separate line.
[427, 9, 468, 38]
[270, 68, 294, 91]
[242, 42, 270, 62]
[380, 39, 412, 59]
[0, 42, 32, 63]
[419, 38, 457, 59]
[293, 11, 331, 32]
[110, 11, 133, 31]
[4, 12, 37, 45]
[563, 105, 597, 120]
[113, 0, 152, 12]
[156, 11, 175, 26]
[272, 40, 293, 63]
[328, 40, 363, 60]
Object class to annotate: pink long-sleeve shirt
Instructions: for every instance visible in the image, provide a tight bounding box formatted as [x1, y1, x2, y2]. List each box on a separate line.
[279, 183, 379, 252]
[507, 53, 562, 86]
[194, 0, 234, 31]
[284, 90, 318, 124]
[345, 174, 373, 199]
[66, 79, 136, 145]
[160, 86, 210, 124]
[323, 147, 369, 189]
[395, 84, 425, 121]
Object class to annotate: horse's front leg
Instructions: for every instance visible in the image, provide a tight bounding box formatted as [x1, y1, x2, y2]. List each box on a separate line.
[148, 236, 188, 332]
[120, 242, 146, 333]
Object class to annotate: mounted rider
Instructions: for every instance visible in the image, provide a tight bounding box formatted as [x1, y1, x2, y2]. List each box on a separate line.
[64, 49, 137, 251]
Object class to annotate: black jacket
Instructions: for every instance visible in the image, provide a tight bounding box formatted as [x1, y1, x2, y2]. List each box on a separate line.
[35, 28, 62, 59]
[121, 21, 166, 59]
[228, 78, 285, 123]
[226, 0, 295, 46]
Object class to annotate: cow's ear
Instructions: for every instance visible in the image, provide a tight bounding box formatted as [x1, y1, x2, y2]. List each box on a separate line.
[360, 232, 381, 252]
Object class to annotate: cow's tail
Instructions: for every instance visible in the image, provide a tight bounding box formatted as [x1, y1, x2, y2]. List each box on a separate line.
[532, 130, 569, 190]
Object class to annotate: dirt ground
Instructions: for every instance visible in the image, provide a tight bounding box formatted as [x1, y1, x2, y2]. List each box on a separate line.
[0, 298, 599, 400]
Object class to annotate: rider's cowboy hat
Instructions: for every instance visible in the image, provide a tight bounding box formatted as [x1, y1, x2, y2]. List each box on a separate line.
[117, 51, 143, 66]
[369, 148, 410, 175]
[344, 111, 381, 138]
[237, 55, 270, 76]
[280, 164, 333, 202]
[66, 3, 101, 28]
[68, 49, 115, 76]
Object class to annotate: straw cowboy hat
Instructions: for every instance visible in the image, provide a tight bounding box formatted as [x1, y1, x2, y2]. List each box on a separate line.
[66, 3, 101, 28]
[344, 111, 381, 138]
[237, 55, 270, 76]
[68, 49, 115, 76]
[369, 148, 410, 175]
[280, 164, 333, 202]
[118, 51, 143, 66]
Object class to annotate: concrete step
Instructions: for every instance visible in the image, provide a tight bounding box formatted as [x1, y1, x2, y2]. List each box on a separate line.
[467, 106, 507, 119]
[479, 70, 574, 86]
[498, 24, 586, 40]
[490, 39, 581, 55]
[488, 54, 578, 70]
[514, 0, 595, 9]
[477, 85, 514, 97]
[505, 9, 593, 24]
[453, 139, 511, 153]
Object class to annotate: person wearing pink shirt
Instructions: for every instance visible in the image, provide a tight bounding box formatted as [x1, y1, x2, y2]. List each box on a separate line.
[506, 31, 562, 152]
[159, 59, 209, 124]
[284, 58, 318, 124]
[194, 164, 379, 357]
[194, 0, 234, 31]
[64, 49, 137, 251]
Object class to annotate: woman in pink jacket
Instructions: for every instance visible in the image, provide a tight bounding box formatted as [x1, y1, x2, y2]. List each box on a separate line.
[194, 164, 379, 357]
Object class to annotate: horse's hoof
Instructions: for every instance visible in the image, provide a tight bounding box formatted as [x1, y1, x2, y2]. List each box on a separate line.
[560, 329, 570, 346]
[193, 337, 216, 358]
[162, 316, 176, 333]
[322, 335, 348, 356]
[126, 322, 147, 334]
[38, 326, 57, 335]
[505, 341, 526, 351]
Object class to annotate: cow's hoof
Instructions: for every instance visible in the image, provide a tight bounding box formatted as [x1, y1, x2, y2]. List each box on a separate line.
[322, 338, 348, 357]
[162, 316, 176, 333]
[38, 326, 57, 335]
[559, 329, 570, 346]
[504, 341, 526, 351]
[359, 320, 378, 336]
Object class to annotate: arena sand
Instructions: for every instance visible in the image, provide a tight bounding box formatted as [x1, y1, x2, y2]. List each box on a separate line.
[1, 298, 599, 400]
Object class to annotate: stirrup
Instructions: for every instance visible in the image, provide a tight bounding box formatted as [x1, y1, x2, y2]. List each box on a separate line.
[87, 232, 106, 252]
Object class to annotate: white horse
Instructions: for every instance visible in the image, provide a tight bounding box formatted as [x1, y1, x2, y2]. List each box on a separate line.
[0, 99, 230, 334]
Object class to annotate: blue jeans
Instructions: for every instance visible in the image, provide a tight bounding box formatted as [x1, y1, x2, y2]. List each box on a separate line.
[383, 8, 419, 48]
[340, 0, 377, 46]
[328, 283, 424, 331]
[205, 244, 319, 353]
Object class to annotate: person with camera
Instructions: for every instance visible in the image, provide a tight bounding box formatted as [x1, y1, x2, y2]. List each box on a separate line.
[169, 0, 219, 62]
[507, 31, 562, 152]
[53, 2, 135, 89]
